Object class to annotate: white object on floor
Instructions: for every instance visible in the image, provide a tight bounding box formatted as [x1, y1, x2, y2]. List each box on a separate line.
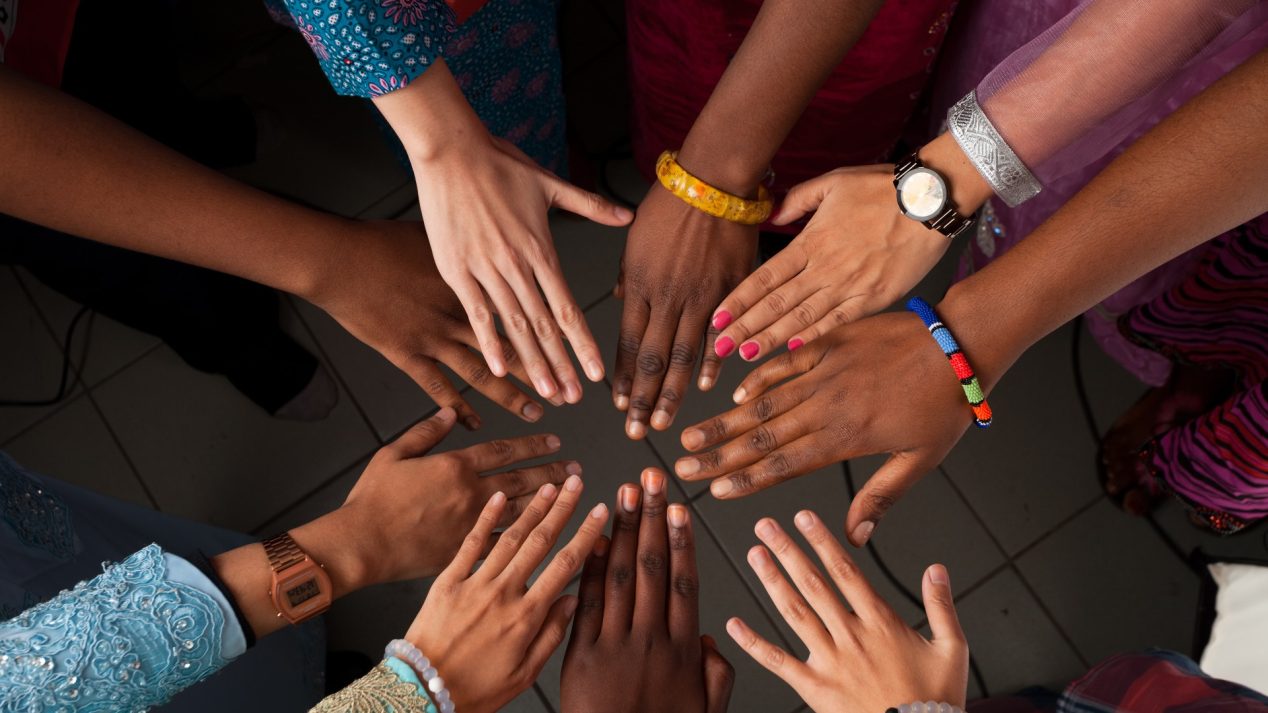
[1200, 562, 1268, 695]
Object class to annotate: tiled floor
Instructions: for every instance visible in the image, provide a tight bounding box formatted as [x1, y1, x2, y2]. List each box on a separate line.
[4, 2, 1267, 711]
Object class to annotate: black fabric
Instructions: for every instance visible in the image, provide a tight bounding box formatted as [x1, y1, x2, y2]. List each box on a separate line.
[184, 550, 259, 650]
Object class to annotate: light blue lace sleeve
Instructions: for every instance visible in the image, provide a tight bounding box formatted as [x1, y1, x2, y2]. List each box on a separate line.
[0, 544, 236, 711]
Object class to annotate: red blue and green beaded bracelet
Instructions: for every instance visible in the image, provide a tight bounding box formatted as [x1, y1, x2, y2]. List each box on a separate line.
[906, 297, 993, 429]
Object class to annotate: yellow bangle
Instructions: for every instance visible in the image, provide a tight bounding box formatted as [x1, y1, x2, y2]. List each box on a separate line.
[655, 151, 772, 225]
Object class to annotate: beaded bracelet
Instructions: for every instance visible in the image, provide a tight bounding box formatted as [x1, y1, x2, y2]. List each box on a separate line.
[656, 150, 773, 225]
[906, 297, 993, 428]
[385, 639, 455, 713]
[886, 702, 966, 713]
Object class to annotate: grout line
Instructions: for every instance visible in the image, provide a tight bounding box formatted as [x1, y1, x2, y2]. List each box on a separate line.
[1008, 494, 1103, 563]
[248, 450, 379, 535]
[1007, 559, 1092, 669]
[81, 388, 163, 511]
[531, 682, 557, 713]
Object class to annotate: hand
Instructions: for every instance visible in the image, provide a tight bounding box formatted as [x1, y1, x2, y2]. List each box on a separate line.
[710, 165, 948, 360]
[375, 61, 632, 405]
[296, 407, 582, 593]
[674, 313, 973, 546]
[561, 470, 735, 713]
[404, 475, 610, 713]
[728, 512, 968, 713]
[311, 219, 546, 429]
[614, 184, 757, 438]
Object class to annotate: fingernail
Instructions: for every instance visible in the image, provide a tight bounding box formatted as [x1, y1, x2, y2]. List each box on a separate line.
[565, 382, 583, 404]
[590, 503, 609, 519]
[615, 206, 635, 222]
[490, 490, 506, 505]
[626, 420, 646, 440]
[668, 504, 688, 528]
[795, 511, 814, 530]
[676, 458, 700, 477]
[540, 483, 557, 499]
[643, 470, 664, 495]
[852, 520, 875, 545]
[712, 311, 733, 330]
[462, 415, 481, 430]
[522, 403, 544, 421]
[651, 409, 672, 430]
[546, 434, 562, 450]
[593, 537, 609, 556]
[614, 393, 629, 411]
[788, 338, 804, 351]
[711, 478, 733, 498]
[725, 618, 743, 638]
[565, 597, 579, 616]
[585, 360, 604, 382]
[564, 473, 582, 491]
[928, 564, 950, 586]
[739, 341, 759, 360]
[548, 392, 565, 407]
[754, 519, 775, 538]
[732, 386, 747, 404]
[620, 486, 640, 512]
[682, 430, 704, 451]
[565, 461, 583, 477]
[714, 336, 735, 358]
[698, 375, 714, 391]
[536, 377, 557, 398]
[436, 407, 457, 421]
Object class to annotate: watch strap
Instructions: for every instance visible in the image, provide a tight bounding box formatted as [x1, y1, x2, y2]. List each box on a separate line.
[262, 532, 308, 573]
[894, 152, 977, 240]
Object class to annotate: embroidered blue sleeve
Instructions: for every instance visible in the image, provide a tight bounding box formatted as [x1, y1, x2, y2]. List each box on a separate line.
[0, 544, 235, 711]
[269, 0, 457, 98]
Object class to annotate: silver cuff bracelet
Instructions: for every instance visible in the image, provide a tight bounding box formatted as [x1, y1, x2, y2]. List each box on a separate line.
[947, 91, 1041, 208]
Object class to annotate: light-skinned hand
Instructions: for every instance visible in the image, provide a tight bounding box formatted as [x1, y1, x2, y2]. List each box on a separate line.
[728, 511, 968, 713]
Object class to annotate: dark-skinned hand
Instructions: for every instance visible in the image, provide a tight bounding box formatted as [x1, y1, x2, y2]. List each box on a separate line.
[561, 469, 735, 713]
[613, 184, 757, 439]
[674, 312, 973, 546]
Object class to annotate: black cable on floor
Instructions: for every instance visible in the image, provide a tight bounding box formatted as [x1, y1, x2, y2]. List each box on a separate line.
[0, 305, 91, 407]
[842, 459, 991, 698]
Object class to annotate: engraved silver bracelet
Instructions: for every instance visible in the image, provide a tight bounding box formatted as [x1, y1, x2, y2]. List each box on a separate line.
[947, 90, 1041, 208]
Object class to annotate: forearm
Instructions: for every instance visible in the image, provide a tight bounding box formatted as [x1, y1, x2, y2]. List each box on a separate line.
[676, 0, 885, 194]
[941, 49, 1268, 388]
[0, 66, 349, 301]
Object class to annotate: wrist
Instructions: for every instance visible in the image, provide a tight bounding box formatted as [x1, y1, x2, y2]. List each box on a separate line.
[290, 510, 376, 597]
[676, 139, 768, 199]
[935, 281, 1026, 394]
[372, 59, 488, 164]
[917, 132, 994, 217]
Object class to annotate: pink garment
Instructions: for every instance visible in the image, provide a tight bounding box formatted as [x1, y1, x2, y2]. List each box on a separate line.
[933, 0, 1268, 386]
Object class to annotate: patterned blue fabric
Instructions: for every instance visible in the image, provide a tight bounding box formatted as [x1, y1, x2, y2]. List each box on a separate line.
[0, 454, 75, 562]
[0, 545, 232, 712]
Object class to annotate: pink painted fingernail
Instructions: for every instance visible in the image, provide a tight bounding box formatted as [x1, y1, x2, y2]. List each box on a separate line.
[739, 341, 759, 360]
[788, 338, 804, 351]
[714, 336, 735, 358]
[712, 311, 733, 330]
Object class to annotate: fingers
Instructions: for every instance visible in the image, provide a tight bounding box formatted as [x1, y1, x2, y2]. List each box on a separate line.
[624, 311, 677, 439]
[697, 323, 723, 392]
[569, 536, 609, 645]
[502, 265, 584, 404]
[730, 347, 822, 406]
[388, 407, 458, 458]
[648, 311, 708, 432]
[793, 510, 884, 620]
[676, 406, 809, 483]
[550, 178, 635, 227]
[678, 383, 803, 456]
[711, 252, 804, 359]
[667, 504, 700, 642]
[494, 462, 581, 525]
[396, 358, 481, 430]
[503, 474, 588, 588]
[534, 262, 606, 383]
[754, 518, 850, 638]
[450, 274, 509, 378]
[725, 617, 810, 688]
[439, 343, 544, 424]
[742, 289, 845, 360]
[482, 272, 561, 401]
[603, 483, 642, 631]
[922, 564, 966, 648]
[702, 635, 736, 713]
[633, 469, 670, 631]
[480, 481, 560, 576]
[445, 490, 508, 578]
[769, 172, 834, 226]
[844, 452, 931, 547]
[707, 435, 825, 500]
[784, 298, 868, 352]
[528, 498, 610, 605]
[745, 544, 832, 652]
[612, 297, 650, 413]
[463, 432, 562, 472]
[521, 595, 580, 682]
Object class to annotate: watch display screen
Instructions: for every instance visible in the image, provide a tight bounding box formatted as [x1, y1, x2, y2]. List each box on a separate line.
[286, 579, 321, 606]
[897, 168, 947, 221]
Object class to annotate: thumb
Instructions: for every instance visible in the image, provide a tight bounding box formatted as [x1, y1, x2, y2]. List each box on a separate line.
[844, 452, 930, 546]
[770, 172, 836, 225]
[551, 179, 635, 227]
[702, 635, 735, 713]
[389, 407, 458, 458]
[922, 564, 966, 648]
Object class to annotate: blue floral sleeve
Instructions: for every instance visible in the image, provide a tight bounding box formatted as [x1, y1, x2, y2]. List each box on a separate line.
[268, 0, 458, 98]
[0, 544, 241, 711]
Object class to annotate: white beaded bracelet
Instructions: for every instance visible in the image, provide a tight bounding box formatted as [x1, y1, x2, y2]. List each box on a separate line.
[888, 702, 965, 713]
[385, 639, 455, 713]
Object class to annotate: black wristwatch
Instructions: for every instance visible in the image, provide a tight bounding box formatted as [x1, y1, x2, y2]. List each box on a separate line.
[893, 152, 977, 240]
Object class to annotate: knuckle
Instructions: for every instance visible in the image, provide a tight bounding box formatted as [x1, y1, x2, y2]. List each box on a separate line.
[754, 396, 777, 421]
[830, 308, 852, 327]
[529, 528, 554, 549]
[639, 550, 666, 576]
[829, 556, 859, 583]
[866, 490, 898, 517]
[729, 471, 756, 495]
[764, 291, 788, 315]
[749, 426, 777, 454]
[422, 376, 450, 396]
[672, 574, 699, 599]
[470, 303, 494, 325]
[670, 527, 691, 551]
[628, 396, 655, 415]
[800, 572, 829, 597]
[668, 342, 696, 369]
[617, 333, 642, 359]
[702, 418, 729, 443]
[764, 452, 792, 479]
[636, 351, 667, 377]
[643, 499, 666, 520]
[793, 302, 817, 327]
[552, 548, 581, 573]
[615, 512, 639, 532]
[557, 302, 582, 328]
[762, 645, 787, 669]
[533, 316, 556, 340]
[462, 533, 485, 552]
[781, 597, 811, 623]
[501, 527, 526, 547]
[754, 268, 777, 290]
[610, 565, 634, 587]
[507, 312, 530, 334]
[578, 594, 603, 614]
[696, 449, 723, 470]
[657, 389, 681, 407]
[464, 362, 492, 386]
[506, 470, 527, 493]
[490, 439, 515, 457]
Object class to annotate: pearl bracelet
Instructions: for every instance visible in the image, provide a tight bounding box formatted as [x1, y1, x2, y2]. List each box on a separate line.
[886, 702, 966, 713]
[385, 639, 455, 713]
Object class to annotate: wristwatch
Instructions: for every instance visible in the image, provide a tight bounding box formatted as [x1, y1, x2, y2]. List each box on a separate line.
[893, 152, 976, 240]
[262, 531, 333, 625]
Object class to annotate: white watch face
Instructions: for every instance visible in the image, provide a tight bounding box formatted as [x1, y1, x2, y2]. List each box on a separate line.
[897, 168, 947, 221]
